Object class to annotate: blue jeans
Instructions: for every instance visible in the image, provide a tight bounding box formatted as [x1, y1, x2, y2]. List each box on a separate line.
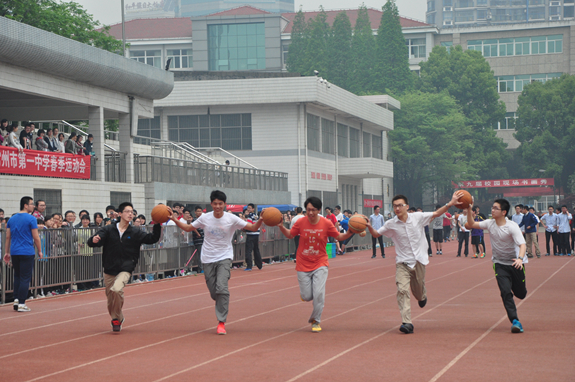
[12, 255, 35, 303]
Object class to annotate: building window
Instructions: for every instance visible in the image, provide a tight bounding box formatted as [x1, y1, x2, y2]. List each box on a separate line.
[529, 7, 545, 20]
[495, 73, 562, 93]
[137, 116, 161, 139]
[321, 118, 335, 155]
[282, 43, 290, 67]
[444, 0, 452, 5]
[130, 50, 162, 68]
[565, 6, 575, 18]
[372, 134, 383, 160]
[406, 38, 426, 58]
[426, 14, 436, 24]
[167, 49, 193, 69]
[208, 23, 266, 71]
[168, 113, 252, 150]
[467, 34, 563, 57]
[458, 0, 474, 8]
[456, 10, 474, 22]
[494, 112, 518, 130]
[441, 41, 453, 52]
[362, 132, 371, 158]
[427, 0, 435, 12]
[33, 189, 61, 219]
[111, 192, 131, 208]
[477, 10, 488, 20]
[337, 123, 348, 157]
[307, 114, 320, 152]
[349, 127, 360, 158]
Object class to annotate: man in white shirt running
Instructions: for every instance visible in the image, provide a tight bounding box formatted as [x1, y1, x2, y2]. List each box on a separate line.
[464, 198, 527, 333]
[366, 191, 464, 334]
[169, 190, 263, 335]
[369, 205, 386, 259]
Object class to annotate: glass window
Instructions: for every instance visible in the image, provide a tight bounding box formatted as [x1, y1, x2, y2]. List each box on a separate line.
[130, 50, 161, 68]
[167, 48, 193, 69]
[372, 134, 382, 160]
[427, 0, 435, 11]
[337, 123, 348, 157]
[349, 127, 360, 158]
[496, 73, 564, 93]
[456, 10, 474, 21]
[137, 116, 161, 139]
[307, 114, 320, 152]
[406, 38, 427, 58]
[208, 23, 265, 71]
[362, 132, 371, 158]
[321, 119, 335, 155]
[426, 14, 436, 24]
[565, 6, 575, 18]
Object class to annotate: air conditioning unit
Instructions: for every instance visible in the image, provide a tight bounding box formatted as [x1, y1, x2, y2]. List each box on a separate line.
[550, 15, 561, 20]
[550, 1, 561, 6]
[443, 6, 453, 11]
[443, 20, 453, 25]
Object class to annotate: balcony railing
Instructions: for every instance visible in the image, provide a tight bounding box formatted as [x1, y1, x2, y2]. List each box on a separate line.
[134, 155, 288, 191]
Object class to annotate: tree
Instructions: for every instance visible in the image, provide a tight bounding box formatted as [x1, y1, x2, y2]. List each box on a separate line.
[515, 74, 575, 193]
[303, 7, 331, 77]
[1, 0, 123, 53]
[349, 5, 377, 95]
[286, 9, 309, 75]
[376, 0, 412, 95]
[418, 45, 509, 182]
[326, 11, 352, 90]
[390, 91, 473, 207]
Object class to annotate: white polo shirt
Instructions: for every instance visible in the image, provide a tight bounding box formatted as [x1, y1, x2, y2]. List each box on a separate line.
[377, 212, 434, 268]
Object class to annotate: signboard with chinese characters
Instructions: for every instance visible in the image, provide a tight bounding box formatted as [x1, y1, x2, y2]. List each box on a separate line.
[454, 178, 554, 188]
[0, 146, 90, 179]
[363, 199, 383, 208]
[310, 172, 333, 181]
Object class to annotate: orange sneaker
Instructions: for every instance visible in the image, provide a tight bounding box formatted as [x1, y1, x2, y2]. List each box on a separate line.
[216, 322, 226, 335]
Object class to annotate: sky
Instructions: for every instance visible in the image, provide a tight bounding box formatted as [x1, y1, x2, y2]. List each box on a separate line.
[73, 0, 426, 27]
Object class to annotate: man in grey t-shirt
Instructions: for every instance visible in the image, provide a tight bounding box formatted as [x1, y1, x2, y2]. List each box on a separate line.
[432, 205, 446, 255]
[465, 198, 527, 334]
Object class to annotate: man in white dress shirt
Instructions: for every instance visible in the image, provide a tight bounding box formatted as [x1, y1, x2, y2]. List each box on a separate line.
[366, 191, 464, 334]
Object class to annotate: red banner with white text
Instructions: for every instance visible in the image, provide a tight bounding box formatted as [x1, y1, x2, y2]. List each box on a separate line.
[453, 178, 554, 189]
[0, 146, 90, 179]
[363, 199, 383, 208]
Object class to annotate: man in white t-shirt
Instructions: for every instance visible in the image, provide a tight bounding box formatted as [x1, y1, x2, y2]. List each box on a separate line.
[366, 191, 464, 334]
[464, 198, 527, 333]
[169, 190, 263, 335]
[457, 210, 470, 257]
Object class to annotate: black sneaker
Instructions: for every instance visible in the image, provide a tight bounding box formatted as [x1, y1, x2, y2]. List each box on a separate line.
[418, 298, 427, 308]
[111, 318, 124, 332]
[399, 323, 414, 334]
[371, 255, 376, 259]
[381, 254, 385, 259]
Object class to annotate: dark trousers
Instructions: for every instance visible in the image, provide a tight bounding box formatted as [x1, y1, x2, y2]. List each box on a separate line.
[494, 263, 527, 323]
[572, 231, 575, 251]
[12, 255, 35, 304]
[545, 231, 558, 255]
[558, 232, 570, 254]
[425, 231, 432, 255]
[245, 234, 262, 269]
[194, 244, 203, 272]
[372, 236, 385, 257]
[443, 226, 451, 240]
[293, 235, 299, 257]
[457, 231, 469, 256]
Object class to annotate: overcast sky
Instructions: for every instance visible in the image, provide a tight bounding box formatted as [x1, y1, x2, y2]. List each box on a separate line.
[73, 0, 426, 27]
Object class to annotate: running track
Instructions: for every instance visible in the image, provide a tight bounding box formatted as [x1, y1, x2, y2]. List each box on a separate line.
[1, 238, 574, 382]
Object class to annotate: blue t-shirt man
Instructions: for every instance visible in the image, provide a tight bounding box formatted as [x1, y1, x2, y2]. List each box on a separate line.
[7, 213, 38, 255]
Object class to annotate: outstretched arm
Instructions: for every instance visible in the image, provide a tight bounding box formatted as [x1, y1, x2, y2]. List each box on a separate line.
[366, 221, 382, 238]
[432, 191, 464, 219]
[244, 218, 263, 232]
[464, 206, 481, 230]
[168, 207, 198, 233]
[278, 223, 293, 239]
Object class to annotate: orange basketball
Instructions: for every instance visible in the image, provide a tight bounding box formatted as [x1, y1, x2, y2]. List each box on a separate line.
[359, 231, 367, 237]
[458, 190, 474, 209]
[348, 214, 369, 234]
[261, 207, 282, 226]
[151, 204, 171, 224]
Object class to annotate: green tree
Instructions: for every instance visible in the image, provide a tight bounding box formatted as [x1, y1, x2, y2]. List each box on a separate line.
[1, 0, 123, 53]
[326, 11, 352, 90]
[286, 9, 309, 75]
[418, 45, 508, 181]
[302, 7, 331, 77]
[390, 91, 473, 207]
[375, 0, 412, 95]
[349, 5, 376, 94]
[515, 74, 575, 192]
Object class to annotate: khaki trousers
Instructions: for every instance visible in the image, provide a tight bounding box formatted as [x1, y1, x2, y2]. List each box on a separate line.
[525, 232, 541, 257]
[396, 262, 427, 324]
[104, 272, 131, 321]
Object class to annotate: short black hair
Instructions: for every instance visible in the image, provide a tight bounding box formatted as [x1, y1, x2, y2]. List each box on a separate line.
[93, 212, 104, 221]
[561, 204, 568, 209]
[81, 215, 90, 221]
[548, 205, 554, 209]
[472, 206, 479, 213]
[64, 210, 75, 218]
[335, 205, 341, 210]
[296, 207, 303, 214]
[210, 190, 227, 203]
[20, 196, 33, 210]
[325, 207, 332, 212]
[194, 205, 203, 211]
[137, 214, 146, 221]
[36, 218, 44, 225]
[374, 205, 380, 211]
[304, 196, 322, 211]
[79, 210, 89, 217]
[183, 208, 191, 214]
[88, 134, 93, 138]
[495, 199, 511, 217]
[0, 208, 4, 214]
[435, 204, 442, 210]
[118, 202, 133, 213]
[36, 200, 45, 207]
[69, 131, 77, 138]
[392, 194, 409, 205]
[37, 129, 45, 136]
[515, 204, 523, 209]
[408, 207, 417, 212]
[248, 203, 255, 208]
[106, 205, 115, 213]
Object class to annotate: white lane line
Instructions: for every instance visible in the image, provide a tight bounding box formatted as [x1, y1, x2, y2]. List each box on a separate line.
[427, 257, 575, 382]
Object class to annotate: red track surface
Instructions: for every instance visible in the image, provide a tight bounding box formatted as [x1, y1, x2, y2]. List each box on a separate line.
[1, 238, 574, 382]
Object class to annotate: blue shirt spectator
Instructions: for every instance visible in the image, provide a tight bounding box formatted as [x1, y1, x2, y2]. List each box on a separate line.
[519, 212, 538, 233]
[557, 211, 572, 233]
[540, 212, 558, 232]
[7, 213, 38, 255]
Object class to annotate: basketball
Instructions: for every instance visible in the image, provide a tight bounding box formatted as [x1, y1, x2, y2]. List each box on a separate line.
[458, 190, 474, 209]
[261, 207, 282, 226]
[151, 204, 171, 224]
[348, 214, 369, 234]
[359, 231, 366, 237]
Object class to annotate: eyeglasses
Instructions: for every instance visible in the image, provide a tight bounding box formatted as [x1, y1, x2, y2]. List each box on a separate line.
[123, 210, 134, 215]
[491, 207, 501, 211]
[392, 204, 407, 208]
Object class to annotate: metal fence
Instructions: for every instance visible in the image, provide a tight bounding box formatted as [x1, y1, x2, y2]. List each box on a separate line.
[0, 225, 381, 304]
[134, 155, 289, 191]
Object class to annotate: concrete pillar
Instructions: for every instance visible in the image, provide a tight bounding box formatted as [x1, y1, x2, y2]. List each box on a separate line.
[160, 107, 169, 141]
[88, 106, 105, 181]
[119, 112, 134, 183]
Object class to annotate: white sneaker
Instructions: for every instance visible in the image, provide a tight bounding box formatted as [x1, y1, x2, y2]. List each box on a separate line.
[13, 299, 19, 311]
[18, 304, 31, 312]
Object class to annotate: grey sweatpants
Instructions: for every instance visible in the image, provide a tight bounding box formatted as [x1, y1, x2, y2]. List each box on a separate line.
[203, 259, 232, 323]
[297, 266, 328, 323]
